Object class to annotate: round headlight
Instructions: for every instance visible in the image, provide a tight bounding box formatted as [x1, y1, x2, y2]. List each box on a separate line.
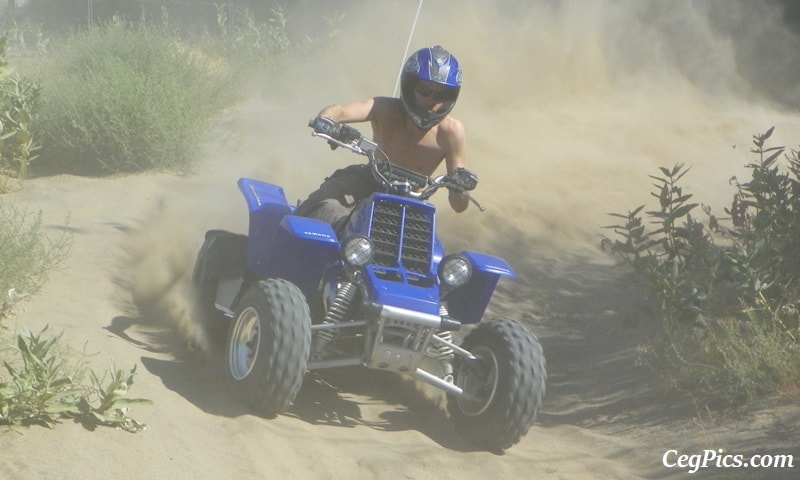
[439, 255, 472, 288]
[342, 235, 374, 267]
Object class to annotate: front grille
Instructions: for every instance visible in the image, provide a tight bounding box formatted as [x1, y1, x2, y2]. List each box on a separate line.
[370, 200, 433, 274]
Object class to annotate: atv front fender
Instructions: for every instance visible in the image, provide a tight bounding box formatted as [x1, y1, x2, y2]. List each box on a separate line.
[445, 251, 515, 324]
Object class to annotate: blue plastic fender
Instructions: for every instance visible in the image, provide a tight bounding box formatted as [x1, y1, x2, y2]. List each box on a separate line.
[238, 178, 293, 276]
[238, 177, 340, 298]
[266, 215, 340, 298]
[444, 251, 516, 324]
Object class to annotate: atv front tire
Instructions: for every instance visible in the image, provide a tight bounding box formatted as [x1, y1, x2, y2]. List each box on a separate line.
[225, 279, 311, 417]
[447, 317, 546, 452]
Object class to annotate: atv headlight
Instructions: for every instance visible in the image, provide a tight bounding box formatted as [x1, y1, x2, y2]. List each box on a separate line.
[439, 255, 472, 288]
[342, 235, 374, 267]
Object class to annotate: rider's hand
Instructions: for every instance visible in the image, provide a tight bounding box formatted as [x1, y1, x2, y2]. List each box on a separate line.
[309, 116, 362, 150]
[448, 168, 479, 192]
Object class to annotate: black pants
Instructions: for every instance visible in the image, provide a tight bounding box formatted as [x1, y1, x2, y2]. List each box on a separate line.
[295, 164, 378, 227]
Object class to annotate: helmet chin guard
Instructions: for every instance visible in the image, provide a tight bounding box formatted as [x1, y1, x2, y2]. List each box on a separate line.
[400, 45, 462, 130]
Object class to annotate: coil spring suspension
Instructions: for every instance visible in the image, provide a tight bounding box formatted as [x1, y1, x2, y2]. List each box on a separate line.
[424, 302, 455, 382]
[427, 303, 455, 360]
[324, 282, 358, 324]
[312, 282, 358, 355]
[427, 330, 454, 360]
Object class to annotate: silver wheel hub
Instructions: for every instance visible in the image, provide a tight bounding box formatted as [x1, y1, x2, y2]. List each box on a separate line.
[455, 345, 499, 416]
[229, 306, 261, 380]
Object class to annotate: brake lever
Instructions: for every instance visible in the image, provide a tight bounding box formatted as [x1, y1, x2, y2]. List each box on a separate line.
[468, 195, 486, 212]
[311, 131, 364, 155]
[442, 177, 485, 212]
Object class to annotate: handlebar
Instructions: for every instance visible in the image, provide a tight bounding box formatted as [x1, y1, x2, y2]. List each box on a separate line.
[309, 118, 485, 211]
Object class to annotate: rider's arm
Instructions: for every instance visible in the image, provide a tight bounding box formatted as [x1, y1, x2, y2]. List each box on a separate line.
[441, 118, 470, 213]
[318, 98, 376, 124]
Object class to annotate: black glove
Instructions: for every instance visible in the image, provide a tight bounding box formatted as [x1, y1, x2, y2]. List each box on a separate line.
[309, 115, 342, 137]
[309, 116, 362, 150]
[449, 168, 478, 192]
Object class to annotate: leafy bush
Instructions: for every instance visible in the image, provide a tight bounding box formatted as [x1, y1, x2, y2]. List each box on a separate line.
[0, 326, 150, 431]
[36, 18, 234, 175]
[0, 203, 70, 322]
[603, 128, 800, 403]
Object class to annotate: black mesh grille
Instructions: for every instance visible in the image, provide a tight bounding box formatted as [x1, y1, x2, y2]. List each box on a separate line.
[370, 200, 433, 274]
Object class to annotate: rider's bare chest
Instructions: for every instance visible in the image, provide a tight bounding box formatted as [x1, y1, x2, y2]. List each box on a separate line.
[376, 127, 444, 176]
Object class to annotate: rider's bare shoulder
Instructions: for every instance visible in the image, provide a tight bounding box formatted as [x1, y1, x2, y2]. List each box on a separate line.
[435, 115, 466, 152]
[436, 115, 464, 137]
[371, 96, 402, 114]
[370, 97, 406, 128]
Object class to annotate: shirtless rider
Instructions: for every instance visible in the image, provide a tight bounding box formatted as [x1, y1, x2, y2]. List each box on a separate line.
[297, 45, 472, 227]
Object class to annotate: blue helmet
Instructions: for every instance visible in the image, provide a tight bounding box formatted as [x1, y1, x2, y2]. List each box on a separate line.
[400, 45, 462, 130]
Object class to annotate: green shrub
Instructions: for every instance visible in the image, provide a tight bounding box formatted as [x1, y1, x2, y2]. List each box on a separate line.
[0, 203, 70, 322]
[36, 18, 234, 175]
[603, 128, 800, 403]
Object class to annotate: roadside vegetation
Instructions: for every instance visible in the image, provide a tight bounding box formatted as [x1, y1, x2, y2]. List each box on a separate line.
[0, 3, 338, 430]
[2, 3, 326, 178]
[603, 127, 800, 405]
[0, 203, 151, 431]
[0, 200, 151, 431]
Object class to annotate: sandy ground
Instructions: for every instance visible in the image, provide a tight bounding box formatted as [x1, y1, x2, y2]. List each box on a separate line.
[3, 1, 800, 479]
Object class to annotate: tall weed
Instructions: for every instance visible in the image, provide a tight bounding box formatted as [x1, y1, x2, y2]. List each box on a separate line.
[0, 36, 41, 181]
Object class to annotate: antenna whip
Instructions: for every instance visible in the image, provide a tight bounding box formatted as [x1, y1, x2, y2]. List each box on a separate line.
[393, 0, 424, 97]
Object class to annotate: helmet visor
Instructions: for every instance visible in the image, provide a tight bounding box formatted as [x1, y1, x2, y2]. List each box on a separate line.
[414, 82, 458, 103]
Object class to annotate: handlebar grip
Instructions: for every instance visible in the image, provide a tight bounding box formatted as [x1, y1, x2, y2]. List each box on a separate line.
[338, 124, 361, 144]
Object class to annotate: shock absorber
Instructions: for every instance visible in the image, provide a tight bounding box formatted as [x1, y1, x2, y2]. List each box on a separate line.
[324, 281, 358, 324]
[312, 281, 358, 356]
[427, 303, 455, 382]
[428, 330, 455, 360]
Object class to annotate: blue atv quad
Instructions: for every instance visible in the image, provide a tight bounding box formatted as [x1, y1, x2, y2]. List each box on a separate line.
[192, 121, 546, 452]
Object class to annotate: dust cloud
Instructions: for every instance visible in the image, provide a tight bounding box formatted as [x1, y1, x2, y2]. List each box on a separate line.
[254, 0, 800, 256]
[119, 197, 212, 359]
[122, 0, 800, 353]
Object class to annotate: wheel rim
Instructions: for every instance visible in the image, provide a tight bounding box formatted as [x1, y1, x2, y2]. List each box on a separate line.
[229, 306, 261, 380]
[455, 346, 499, 416]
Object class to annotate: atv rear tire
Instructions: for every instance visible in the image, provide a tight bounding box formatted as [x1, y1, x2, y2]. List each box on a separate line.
[225, 279, 311, 417]
[447, 317, 546, 452]
[192, 230, 247, 319]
